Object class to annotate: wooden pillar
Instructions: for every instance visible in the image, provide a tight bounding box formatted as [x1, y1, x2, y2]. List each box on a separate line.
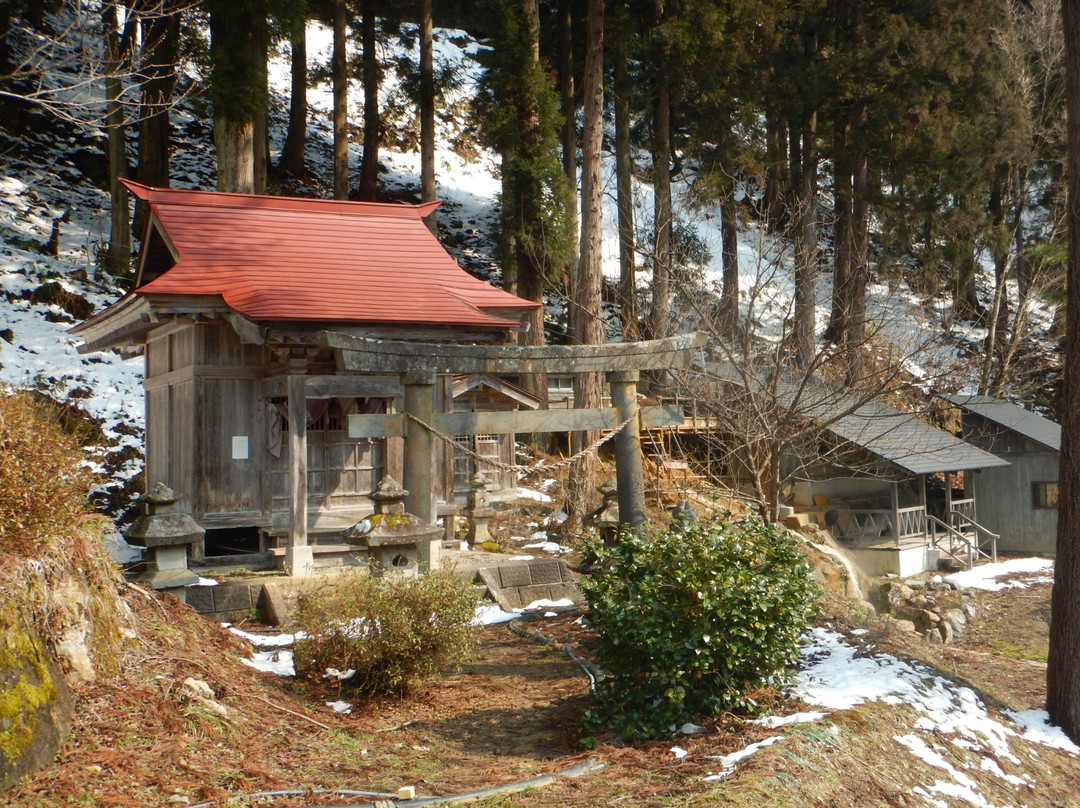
[607, 370, 647, 530]
[944, 473, 954, 522]
[890, 481, 900, 547]
[285, 366, 314, 576]
[919, 474, 928, 538]
[402, 369, 436, 523]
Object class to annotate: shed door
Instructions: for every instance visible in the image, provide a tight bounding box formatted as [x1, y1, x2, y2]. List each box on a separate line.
[453, 433, 502, 498]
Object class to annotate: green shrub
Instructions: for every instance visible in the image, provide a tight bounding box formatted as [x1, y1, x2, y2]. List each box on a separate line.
[291, 567, 479, 696]
[580, 514, 822, 739]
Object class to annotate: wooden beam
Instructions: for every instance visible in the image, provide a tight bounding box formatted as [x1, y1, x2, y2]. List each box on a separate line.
[322, 331, 707, 374]
[223, 312, 267, 345]
[347, 404, 683, 439]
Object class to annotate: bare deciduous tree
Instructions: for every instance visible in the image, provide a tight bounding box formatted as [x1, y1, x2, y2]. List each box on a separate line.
[1, 1, 194, 126]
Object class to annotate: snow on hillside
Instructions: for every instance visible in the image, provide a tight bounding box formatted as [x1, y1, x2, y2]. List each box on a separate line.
[0, 19, 1050, 508]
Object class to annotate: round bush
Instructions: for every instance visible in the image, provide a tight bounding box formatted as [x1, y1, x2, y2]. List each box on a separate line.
[580, 514, 821, 739]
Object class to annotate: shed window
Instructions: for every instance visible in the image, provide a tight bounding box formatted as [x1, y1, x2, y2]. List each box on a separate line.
[1033, 482, 1059, 509]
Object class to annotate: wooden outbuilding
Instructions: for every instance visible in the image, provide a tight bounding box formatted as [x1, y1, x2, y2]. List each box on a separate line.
[944, 395, 1060, 556]
[449, 374, 541, 499]
[71, 181, 537, 567]
[787, 396, 1010, 575]
[706, 363, 1010, 575]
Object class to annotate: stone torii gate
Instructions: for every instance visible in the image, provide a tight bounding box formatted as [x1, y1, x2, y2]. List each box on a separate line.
[282, 331, 705, 573]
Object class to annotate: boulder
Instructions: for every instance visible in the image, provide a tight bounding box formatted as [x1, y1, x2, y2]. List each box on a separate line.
[890, 619, 918, 634]
[895, 607, 938, 634]
[938, 620, 954, 644]
[872, 581, 915, 614]
[943, 608, 967, 637]
[0, 610, 73, 794]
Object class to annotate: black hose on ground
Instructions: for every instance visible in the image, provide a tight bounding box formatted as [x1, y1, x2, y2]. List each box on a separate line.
[505, 606, 606, 693]
[187, 757, 602, 808]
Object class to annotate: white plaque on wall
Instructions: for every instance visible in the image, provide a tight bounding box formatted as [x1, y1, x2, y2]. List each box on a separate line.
[232, 435, 249, 460]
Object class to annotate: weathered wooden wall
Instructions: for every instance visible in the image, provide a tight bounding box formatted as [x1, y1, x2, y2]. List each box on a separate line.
[959, 412, 1058, 555]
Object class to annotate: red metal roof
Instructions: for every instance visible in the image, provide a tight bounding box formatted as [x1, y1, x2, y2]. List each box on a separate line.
[122, 180, 535, 329]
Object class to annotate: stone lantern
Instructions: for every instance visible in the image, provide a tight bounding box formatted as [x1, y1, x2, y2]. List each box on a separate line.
[594, 478, 621, 544]
[463, 472, 496, 546]
[124, 483, 204, 601]
[670, 499, 698, 529]
[344, 476, 442, 577]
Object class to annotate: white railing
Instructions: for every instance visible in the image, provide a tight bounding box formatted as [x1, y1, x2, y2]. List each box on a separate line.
[833, 509, 896, 543]
[829, 500, 997, 566]
[951, 498, 975, 522]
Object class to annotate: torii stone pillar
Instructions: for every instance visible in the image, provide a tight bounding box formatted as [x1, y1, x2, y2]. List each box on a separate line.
[607, 370, 647, 531]
[402, 369, 437, 524]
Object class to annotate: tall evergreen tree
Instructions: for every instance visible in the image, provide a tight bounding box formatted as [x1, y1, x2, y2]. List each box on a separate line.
[420, 0, 436, 232]
[103, 1, 134, 275]
[137, 0, 182, 191]
[568, 0, 604, 525]
[207, 0, 262, 192]
[358, 0, 381, 200]
[280, 11, 309, 178]
[332, 0, 348, 198]
[648, 60, 672, 340]
[474, 0, 575, 398]
[612, 5, 636, 339]
[1049, 0, 1080, 746]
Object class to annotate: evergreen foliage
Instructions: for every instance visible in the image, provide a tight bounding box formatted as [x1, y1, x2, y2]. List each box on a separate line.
[473, 0, 575, 283]
[580, 515, 822, 740]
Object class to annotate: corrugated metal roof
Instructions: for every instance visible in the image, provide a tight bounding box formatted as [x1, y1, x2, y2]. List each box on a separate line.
[825, 399, 1009, 474]
[120, 180, 535, 329]
[710, 361, 1009, 474]
[944, 394, 1061, 452]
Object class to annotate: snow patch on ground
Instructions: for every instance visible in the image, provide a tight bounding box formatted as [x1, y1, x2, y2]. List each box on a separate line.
[241, 650, 295, 677]
[945, 557, 1055, 591]
[703, 736, 784, 781]
[786, 625, 1077, 806]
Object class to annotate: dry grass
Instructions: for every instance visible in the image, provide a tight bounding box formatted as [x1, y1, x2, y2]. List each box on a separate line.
[0, 391, 128, 678]
[6, 579, 1080, 807]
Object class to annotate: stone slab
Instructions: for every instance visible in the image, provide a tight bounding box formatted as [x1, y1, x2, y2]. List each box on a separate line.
[496, 563, 534, 589]
[213, 583, 256, 614]
[183, 586, 215, 613]
[476, 559, 583, 613]
[527, 559, 564, 586]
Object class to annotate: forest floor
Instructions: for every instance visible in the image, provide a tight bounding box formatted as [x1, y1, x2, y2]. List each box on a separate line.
[7, 561, 1079, 808]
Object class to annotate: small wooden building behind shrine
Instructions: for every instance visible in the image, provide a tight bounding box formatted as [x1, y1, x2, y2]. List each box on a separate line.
[945, 394, 1061, 555]
[449, 374, 541, 499]
[71, 181, 537, 564]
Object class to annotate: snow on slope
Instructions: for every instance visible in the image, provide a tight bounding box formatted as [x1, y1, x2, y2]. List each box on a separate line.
[0, 19, 1049, 505]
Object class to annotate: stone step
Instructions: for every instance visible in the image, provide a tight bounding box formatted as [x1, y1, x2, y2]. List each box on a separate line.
[474, 558, 583, 612]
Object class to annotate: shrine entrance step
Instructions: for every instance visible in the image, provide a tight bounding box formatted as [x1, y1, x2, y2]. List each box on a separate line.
[475, 558, 583, 612]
